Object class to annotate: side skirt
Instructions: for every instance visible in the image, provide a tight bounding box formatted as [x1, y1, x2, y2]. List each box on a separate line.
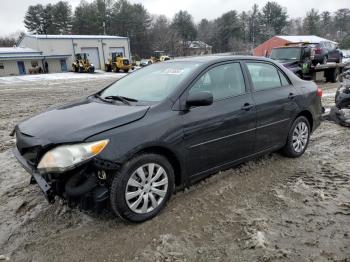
[187, 144, 284, 186]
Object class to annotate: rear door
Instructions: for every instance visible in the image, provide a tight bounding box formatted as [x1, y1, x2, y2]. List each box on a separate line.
[182, 62, 256, 177]
[244, 61, 298, 152]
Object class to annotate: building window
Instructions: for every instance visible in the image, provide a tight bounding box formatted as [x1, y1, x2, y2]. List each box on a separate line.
[0, 63, 4, 69]
[31, 61, 38, 67]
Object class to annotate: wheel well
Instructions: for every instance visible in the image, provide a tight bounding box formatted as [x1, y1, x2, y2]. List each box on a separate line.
[135, 146, 182, 187]
[297, 110, 313, 131]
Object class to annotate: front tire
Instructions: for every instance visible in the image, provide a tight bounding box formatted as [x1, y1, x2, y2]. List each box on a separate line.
[110, 154, 174, 222]
[282, 116, 310, 158]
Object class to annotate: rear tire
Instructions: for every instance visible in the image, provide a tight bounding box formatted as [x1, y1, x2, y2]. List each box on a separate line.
[110, 154, 174, 222]
[281, 116, 310, 158]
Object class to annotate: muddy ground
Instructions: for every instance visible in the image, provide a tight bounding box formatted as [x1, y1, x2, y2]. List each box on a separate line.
[0, 74, 349, 262]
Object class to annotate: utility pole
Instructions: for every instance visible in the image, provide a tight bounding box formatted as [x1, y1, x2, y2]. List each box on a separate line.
[103, 0, 107, 35]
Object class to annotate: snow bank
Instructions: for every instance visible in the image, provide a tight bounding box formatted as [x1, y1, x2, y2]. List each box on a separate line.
[0, 71, 126, 85]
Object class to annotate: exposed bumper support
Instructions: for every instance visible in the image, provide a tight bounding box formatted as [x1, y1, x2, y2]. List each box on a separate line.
[12, 147, 55, 203]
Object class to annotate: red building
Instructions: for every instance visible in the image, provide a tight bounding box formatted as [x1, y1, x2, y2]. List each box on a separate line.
[253, 35, 335, 56]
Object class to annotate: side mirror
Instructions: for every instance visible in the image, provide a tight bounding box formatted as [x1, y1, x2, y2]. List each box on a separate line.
[186, 91, 213, 108]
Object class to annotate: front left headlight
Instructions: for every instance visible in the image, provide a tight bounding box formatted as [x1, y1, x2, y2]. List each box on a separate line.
[37, 139, 109, 173]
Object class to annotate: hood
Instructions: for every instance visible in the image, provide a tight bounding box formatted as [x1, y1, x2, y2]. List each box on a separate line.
[17, 97, 149, 143]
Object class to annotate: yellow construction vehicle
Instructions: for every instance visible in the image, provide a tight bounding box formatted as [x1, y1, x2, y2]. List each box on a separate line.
[150, 51, 170, 63]
[105, 53, 132, 73]
[72, 53, 95, 73]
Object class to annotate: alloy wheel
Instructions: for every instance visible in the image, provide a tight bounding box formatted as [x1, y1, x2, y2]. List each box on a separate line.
[125, 163, 169, 214]
[292, 122, 309, 153]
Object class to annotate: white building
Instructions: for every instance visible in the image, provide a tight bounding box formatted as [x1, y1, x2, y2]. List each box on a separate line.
[0, 34, 131, 76]
[0, 47, 71, 76]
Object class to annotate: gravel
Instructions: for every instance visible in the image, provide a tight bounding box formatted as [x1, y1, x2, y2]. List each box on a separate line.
[0, 75, 349, 261]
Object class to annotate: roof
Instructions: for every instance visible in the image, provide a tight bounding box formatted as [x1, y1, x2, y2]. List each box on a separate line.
[0, 47, 71, 60]
[25, 34, 128, 40]
[173, 55, 267, 63]
[277, 35, 337, 44]
[0, 47, 41, 54]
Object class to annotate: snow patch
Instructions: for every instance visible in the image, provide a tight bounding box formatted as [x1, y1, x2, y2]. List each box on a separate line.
[0, 71, 125, 85]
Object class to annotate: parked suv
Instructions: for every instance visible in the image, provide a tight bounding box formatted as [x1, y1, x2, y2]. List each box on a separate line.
[313, 41, 343, 65]
[13, 56, 322, 222]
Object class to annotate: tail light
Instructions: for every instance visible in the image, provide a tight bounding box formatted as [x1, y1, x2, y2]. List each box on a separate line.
[317, 86, 323, 97]
[315, 47, 321, 54]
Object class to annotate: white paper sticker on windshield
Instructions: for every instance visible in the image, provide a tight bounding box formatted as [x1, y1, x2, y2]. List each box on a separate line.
[161, 68, 184, 75]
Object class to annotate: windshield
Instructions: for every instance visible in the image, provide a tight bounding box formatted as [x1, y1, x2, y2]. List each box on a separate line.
[271, 48, 301, 60]
[100, 61, 201, 102]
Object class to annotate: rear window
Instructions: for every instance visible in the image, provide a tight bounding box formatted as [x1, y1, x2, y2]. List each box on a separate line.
[270, 48, 301, 61]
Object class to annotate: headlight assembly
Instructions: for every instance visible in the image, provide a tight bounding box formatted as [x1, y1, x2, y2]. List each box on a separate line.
[37, 139, 109, 173]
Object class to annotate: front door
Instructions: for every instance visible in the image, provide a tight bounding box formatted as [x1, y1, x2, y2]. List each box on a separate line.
[60, 59, 67, 72]
[182, 62, 256, 177]
[17, 61, 26, 75]
[244, 61, 298, 152]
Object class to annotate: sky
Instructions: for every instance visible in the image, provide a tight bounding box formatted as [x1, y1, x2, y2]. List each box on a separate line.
[0, 0, 349, 36]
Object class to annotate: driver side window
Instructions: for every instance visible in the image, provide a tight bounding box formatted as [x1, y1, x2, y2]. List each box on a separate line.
[189, 63, 246, 100]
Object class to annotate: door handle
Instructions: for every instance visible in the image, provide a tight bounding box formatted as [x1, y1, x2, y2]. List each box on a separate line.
[241, 103, 254, 111]
[288, 93, 296, 99]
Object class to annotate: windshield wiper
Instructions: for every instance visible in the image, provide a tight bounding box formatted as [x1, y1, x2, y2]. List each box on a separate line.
[95, 94, 138, 105]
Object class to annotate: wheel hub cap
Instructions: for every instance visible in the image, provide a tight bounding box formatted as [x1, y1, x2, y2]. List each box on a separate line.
[125, 163, 169, 214]
[292, 122, 309, 153]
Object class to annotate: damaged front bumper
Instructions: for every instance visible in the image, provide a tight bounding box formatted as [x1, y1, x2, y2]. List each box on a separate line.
[13, 147, 118, 212]
[13, 147, 55, 203]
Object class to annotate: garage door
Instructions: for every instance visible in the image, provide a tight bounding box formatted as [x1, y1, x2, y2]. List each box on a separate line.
[109, 47, 125, 57]
[81, 47, 101, 69]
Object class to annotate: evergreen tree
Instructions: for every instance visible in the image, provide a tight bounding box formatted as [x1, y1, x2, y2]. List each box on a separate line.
[215, 10, 241, 52]
[303, 9, 321, 35]
[320, 11, 332, 38]
[72, 0, 100, 34]
[24, 4, 45, 34]
[334, 8, 350, 39]
[261, 2, 288, 40]
[248, 4, 262, 48]
[52, 1, 73, 34]
[171, 10, 197, 55]
[149, 15, 171, 53]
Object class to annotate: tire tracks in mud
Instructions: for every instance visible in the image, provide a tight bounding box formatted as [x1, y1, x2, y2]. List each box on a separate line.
[1, 80, 350, 261]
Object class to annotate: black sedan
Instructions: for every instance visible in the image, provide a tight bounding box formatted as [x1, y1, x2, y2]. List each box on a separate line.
[13, 56, 323, 222]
